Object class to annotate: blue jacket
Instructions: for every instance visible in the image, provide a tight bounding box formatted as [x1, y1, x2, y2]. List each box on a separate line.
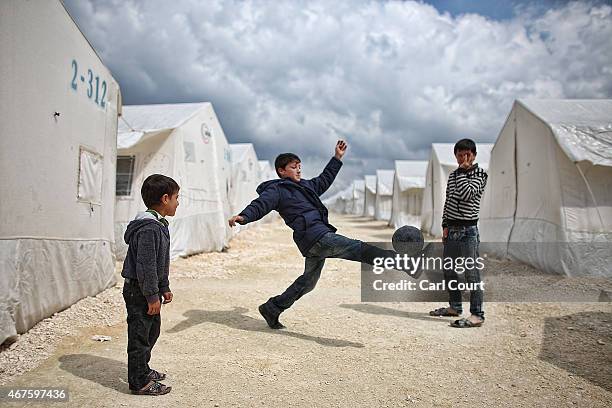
[238, 157, 343, 256]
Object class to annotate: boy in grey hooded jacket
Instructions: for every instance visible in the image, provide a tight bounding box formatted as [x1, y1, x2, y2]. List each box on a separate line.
[121, 174, 179, 395]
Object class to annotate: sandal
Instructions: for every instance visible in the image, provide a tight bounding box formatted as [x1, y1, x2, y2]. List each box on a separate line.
[429, 307, 460, 317]
[147, 369, 167, 381]
[450, 318, 483, 328]
[131, 380, 172, 396]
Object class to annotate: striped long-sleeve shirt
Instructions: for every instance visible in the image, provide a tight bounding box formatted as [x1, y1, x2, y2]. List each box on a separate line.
[442, 164, 488, 228]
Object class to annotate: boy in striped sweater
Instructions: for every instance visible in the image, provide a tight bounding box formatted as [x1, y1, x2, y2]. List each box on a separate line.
[430, 139, 487, 328]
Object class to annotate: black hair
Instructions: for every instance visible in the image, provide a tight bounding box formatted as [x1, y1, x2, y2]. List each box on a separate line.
[274, 153, 301, 176]
[141, 174, 180, 208]
[454, 138, 477, 155]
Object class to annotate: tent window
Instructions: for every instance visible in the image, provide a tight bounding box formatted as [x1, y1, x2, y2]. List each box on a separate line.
[184, 141, 196, 162]
[77, 147, 104, 204]
[116, 155, 135, 196]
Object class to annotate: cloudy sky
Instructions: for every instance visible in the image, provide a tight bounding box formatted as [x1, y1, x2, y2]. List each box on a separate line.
[64, 0, 612, 196]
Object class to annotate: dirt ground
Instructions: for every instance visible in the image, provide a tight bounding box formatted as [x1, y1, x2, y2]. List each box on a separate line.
[1, 214, 610, 407]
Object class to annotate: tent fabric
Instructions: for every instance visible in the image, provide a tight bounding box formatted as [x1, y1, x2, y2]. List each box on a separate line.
[258, 160, 277, 182]
[117, 103, 205, 148]
[115, 102, 233, 260]
[364, 175, 377, 217]
[480, 99, 612, 277]
[390, 160, 428, 228]
[375, 170, 395, 221]
[323, 185, 354, 214]
[0, 0, 120, 344]
[324, 181, 366, 215]
[351, 180, 366, 215]
[421, 143, 493, 237]
[229, 144, 260, 233]
[519, 99, 612, 166]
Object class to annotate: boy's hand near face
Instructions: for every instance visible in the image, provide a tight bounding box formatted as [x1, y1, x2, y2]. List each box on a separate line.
[335, 140, 347, 160]
[458, 151, 475, 169]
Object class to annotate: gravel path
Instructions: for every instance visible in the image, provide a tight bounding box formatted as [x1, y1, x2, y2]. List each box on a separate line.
[0, 215, 610, 407]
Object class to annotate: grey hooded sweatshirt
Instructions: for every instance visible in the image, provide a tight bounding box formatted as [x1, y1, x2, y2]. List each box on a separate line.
[121, 212, 171, 303]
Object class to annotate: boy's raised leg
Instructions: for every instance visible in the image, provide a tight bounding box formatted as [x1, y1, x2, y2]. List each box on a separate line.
[261, 257, 326, 329]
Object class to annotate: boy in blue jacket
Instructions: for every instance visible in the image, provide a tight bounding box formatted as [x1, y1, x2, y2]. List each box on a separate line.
[229, 140, 417, 329]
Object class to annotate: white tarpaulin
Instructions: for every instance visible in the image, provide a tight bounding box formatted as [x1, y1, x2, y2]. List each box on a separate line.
[421, 143, 493, 237]
[115, 102, 233, 260]
[258, 160, 277, 183]
[323, 185, 354, 214]
[229, 144, 260, 233]
[390, 160, 428, 228]
[480, 99, 612, 277]
[364, 175, 377, 217]
[351, 180, 366, 216]
[375, 170, 395, 221]
[0, 0, 120, 344]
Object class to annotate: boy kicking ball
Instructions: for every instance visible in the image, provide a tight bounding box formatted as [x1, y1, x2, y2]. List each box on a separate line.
[229, 140, 418, 329]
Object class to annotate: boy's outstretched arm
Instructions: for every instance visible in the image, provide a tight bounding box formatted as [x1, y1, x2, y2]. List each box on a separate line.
[309, 140, 347, 196]
[228, 184, 281, 227]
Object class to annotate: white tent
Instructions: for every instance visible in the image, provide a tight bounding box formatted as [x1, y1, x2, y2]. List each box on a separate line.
[115, 102, 232, 260]
[0, 0, 120, 344]
[351, 180, 366, 216]
[258, 160, 277, 183]
[323, 185, 354, 214]
[421, 143, 493, 237]
[364, 175, 377, 217]
[390, 160, 428, 228]
[375, 170, 395, 221]
[229, 143, 260, 219]
[480, 99, 612, 277]
[342, 183, 357, 214]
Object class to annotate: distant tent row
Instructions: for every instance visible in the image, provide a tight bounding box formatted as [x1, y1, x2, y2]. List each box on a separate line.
[327, 100, 611, 278]
[116, 107, 274, 260]
[0, 1, 278, 345]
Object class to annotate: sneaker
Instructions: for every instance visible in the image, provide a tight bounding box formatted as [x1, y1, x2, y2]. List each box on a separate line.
[258, 301, 285, 329]
[131, 380, 171, 396]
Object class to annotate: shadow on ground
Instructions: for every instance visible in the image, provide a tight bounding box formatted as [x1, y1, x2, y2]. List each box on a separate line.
[167, 307, 364, 348]
[58, 354, 129, 394]
[539, 311, 612, 392]
[339, 303, 446, 323]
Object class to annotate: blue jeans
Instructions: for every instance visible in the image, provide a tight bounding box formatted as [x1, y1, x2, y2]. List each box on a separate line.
[271, 232, 374, 311]
[443, 225, 484, 319]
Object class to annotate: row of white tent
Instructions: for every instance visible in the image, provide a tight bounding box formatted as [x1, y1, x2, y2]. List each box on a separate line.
[115, 102, 276, 260]
[2, 1, 611, 345]
[0, 1, 277, 344]
[327, 99, 612, 279]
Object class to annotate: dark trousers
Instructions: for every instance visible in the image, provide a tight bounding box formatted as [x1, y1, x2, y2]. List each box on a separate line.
[123, 281, 161, 390]
[443, 225, 484, 319]
[271, 232, 396, 311]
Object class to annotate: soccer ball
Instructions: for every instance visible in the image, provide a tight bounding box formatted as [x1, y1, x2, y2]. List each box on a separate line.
[392, 225, 424, 255]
